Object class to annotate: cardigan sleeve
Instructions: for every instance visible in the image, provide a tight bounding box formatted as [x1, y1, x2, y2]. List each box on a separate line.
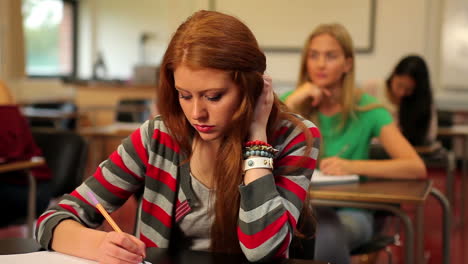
[237, 116, 320, 261]
[35, 119, 157, 249]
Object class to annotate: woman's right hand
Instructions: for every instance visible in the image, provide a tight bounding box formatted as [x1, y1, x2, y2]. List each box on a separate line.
[286, 82, 331, 108]
[96, 231, 146, 264]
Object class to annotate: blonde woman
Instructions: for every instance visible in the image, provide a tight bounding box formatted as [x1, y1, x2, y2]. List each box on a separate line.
[283, 23, 426, 263]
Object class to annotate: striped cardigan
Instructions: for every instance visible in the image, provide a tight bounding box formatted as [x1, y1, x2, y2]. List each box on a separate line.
[36, 115, 320, 262]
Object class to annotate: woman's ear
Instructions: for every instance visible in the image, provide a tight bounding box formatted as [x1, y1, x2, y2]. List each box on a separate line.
[344, 57, 353, 73]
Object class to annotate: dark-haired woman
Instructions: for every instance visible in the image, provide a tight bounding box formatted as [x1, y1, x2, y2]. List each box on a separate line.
[364, 55, 437, 147]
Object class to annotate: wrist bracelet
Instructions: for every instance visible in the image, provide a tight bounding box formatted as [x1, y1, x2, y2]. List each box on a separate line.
[243, 157, 273, 172]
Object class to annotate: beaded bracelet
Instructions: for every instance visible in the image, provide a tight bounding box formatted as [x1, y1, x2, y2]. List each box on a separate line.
[243, 149, 275, 159]
[245, 140, 272, 147]
[243, 140, 279, 159]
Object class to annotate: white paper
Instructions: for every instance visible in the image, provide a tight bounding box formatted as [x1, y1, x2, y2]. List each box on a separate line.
[311, 170, 359, 185]
[0, 251, 97, 264]
[0, 251, 152, 264]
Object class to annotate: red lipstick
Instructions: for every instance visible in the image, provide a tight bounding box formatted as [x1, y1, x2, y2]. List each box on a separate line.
[194, 125, 214, 133]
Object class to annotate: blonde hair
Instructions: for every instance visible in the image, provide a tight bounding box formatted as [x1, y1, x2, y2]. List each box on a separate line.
[296, 23, 378, 130]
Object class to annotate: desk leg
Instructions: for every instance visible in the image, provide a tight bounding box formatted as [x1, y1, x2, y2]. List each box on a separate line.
[312, 199, 414, 264]
[415, 205, 425, 264]
[446, 151, 456, 207]
[27, 172, 37, 238]
[430, 188, 451, 264]
[462, 135, 468, 227]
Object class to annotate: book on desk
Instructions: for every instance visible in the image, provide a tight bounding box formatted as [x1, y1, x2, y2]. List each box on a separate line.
[311, 170, 359, 185]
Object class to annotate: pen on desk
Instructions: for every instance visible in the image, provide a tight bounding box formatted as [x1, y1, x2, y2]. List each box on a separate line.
[87, 192, 122, 233]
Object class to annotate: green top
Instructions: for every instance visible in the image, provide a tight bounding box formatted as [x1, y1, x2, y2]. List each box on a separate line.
[280, 90, 294, 102]
[281, 91, 393, 173]
[319, 94, 393, 160]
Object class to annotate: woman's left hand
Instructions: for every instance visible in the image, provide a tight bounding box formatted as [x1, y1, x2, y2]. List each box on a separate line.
[249, 74, 274, 141]
[320, 157, 353, 175]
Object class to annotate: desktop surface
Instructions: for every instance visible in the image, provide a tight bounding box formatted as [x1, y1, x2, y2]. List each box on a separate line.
[310, 179, 432, 204]
[0, 238, 326, 264]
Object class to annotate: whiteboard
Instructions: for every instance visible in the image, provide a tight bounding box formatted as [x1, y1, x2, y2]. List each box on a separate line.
[441, 0, 468, 90]
[211, 0, 376, 53]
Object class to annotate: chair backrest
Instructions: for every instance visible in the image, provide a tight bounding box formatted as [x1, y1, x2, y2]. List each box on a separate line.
[31, 128, 88, 198]
[116, 99, 152, 123]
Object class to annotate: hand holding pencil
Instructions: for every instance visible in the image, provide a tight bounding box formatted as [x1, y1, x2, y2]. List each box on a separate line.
[87, 192, 147, 264]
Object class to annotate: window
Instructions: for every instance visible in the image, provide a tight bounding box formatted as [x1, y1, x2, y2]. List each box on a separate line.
[22, 0, 77, 78]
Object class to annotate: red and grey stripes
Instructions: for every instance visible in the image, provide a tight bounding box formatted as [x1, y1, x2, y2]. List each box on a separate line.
[36, 114, 320, 262]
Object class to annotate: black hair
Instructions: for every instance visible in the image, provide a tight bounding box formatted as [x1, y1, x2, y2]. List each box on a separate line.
[386, 55, 433, 146]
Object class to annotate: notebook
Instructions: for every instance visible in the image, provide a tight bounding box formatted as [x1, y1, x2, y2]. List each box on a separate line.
[311, 170, 359, 185]
[0, 251, 152, 264]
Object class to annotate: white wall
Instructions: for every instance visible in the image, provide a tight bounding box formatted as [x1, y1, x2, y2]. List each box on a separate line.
[78, 0, 170, 79]
[81, 0, 441, 88]
[267, 0, 443, 94]
[441, 0, 468, 91]
[13, 0, 468, 106]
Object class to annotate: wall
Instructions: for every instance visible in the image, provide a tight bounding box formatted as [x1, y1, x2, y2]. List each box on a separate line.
[10, 0, 468, 106]
[437, 0, 468, 110]
[266, 0, 443, 94]
[78, 0, 170, 79]
[441, 0, 468, 90]
[79, 0, 440, 85]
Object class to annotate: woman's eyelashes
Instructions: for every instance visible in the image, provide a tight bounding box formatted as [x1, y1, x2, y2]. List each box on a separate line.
[177, 92, 223, 101]
[178, 92, 192, 100]
[205, 93, 222, 101]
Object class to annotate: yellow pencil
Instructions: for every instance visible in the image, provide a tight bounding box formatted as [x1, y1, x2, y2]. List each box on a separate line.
[87, 192, 146, 263]
[87, 192, 122, 233]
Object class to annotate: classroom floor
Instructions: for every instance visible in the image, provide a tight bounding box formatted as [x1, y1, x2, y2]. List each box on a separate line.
[0, 167, 466, 264]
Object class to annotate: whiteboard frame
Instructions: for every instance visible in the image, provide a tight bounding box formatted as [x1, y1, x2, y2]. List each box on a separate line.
[209, 0, 376, 54]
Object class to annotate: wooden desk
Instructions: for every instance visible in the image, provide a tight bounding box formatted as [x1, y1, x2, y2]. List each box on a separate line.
[310, 180, 451, 264]
[0, 159, 45, 238]
[0, 238, 327, 264]
[79, 124, 139, 176]
[75, 84, 155, 127]
[0, 160, 45, 174]
[438, 125, 468, 227]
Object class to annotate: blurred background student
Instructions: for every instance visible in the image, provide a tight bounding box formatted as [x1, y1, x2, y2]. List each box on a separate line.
[363, 55, 437, 148]
[0, 81, 51, 232]
[282, 24, 426, 264]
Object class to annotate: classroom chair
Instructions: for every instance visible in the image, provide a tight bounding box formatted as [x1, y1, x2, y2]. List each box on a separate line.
[0, 159, 45, 238]
[31, 128, 88, 199]
[349, 213, 397, 264]
[0, 129, 87, 238]
[416, 144, 456, 205]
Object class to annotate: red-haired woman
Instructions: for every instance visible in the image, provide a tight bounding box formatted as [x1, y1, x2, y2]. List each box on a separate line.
[36, 10, 320, 263]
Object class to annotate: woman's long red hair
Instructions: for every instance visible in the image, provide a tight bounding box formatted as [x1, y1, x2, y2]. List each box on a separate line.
[157, 10, 314, 253]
